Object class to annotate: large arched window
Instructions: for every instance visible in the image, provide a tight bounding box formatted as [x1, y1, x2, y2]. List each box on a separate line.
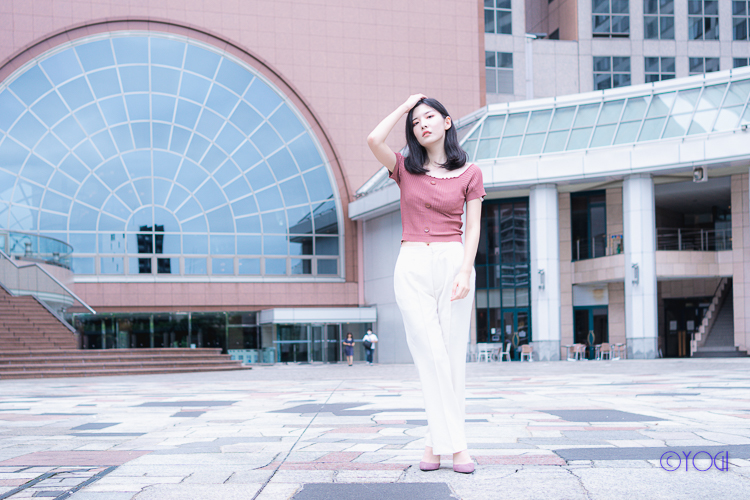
[0, 33, 342, 278]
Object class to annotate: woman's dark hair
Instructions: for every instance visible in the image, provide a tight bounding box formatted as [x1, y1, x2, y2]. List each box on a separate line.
[346, 332, 353, 338]
[404, 97, 467, 174]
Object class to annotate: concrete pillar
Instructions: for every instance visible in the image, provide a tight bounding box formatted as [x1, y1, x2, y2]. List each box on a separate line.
[623, 174, 658, 359]
[530, 184, 561, 360]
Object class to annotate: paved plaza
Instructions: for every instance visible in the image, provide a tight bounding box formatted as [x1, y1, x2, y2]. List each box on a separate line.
[1, 358, 749, 499]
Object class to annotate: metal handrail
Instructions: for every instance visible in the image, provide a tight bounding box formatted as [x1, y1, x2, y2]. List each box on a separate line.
[0, 230, 73, 269]
[0, 249, 95, 314]
[573, 234, 623, 261]
[656, 227, 732, 251]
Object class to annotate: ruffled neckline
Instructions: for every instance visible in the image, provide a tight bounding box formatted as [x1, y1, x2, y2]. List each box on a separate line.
[424, 163, 475, 179]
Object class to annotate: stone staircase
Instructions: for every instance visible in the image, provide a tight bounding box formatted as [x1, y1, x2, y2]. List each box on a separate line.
[693, 282, 748, 358]
[0, 286, 249, 379]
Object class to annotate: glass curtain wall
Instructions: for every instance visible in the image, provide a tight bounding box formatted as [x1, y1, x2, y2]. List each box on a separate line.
[0, 33, 342, 279]
[75, 311, 259, 352]
[475, 200, 530, 351]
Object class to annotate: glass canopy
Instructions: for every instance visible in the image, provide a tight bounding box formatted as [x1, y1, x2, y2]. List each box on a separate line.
[461, 71, 750, 161]
[0, 33, 341, 278]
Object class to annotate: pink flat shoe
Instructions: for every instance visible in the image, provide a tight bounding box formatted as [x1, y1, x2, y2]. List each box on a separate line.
[419, 461, 440, 471]
[453, 462, 475, 474]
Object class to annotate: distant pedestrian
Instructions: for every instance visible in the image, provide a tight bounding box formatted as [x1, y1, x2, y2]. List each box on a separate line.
[343, 332, 355, 366]
[362, 329, 378, 365]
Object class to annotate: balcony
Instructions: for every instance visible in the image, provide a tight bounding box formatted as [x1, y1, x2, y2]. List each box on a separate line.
[656, 228, 731, 252]
[1, 231, 73, 270]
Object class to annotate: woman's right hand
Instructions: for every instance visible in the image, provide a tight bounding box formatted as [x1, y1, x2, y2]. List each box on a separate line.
[403, 93, 427, 112]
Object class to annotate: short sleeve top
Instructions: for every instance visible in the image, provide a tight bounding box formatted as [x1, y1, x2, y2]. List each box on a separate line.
[389, 152, 485, 243]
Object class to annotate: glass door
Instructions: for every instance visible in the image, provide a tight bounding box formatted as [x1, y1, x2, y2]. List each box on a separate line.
[311, 325, 324, 362]
[574, 306, 608, 359]
[325, 324, 341, 363]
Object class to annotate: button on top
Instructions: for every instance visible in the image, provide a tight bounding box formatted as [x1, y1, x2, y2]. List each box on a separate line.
[424, 228, 430, 233]
[430, 180, 436, 185]
[425, 203, 431, 208]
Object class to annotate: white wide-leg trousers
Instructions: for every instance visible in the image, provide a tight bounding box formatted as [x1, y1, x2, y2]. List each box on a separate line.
[394, 242, 475, 455]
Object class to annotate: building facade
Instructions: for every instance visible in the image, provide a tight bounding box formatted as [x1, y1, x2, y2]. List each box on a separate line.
[1, 1, 749, 364]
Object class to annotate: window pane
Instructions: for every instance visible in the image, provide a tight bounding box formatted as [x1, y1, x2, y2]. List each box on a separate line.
[550, 107, 576, 130]
[713, 105, 743, 131]
[613, 57, 630, 72]
[238, 258, 260, 274]
[73, 257, 95, 274]
[622, 97, 648, 121]
[520, 133, 545, 155]
[526, 110, 552, 133]
[598, 101, 624, 124]
[614, 120, 641, 144]
[593, 16, 611, 34]
[660, 0, 674, 14]
[594, 57, 611, 72]
[504, 113, 529, 135]
[484, 9, 495, 33]
[638, 117, 666, 140]
[590, 124, 617, 147]
[566, 127, 593, 150]
[595, 73, 612, 90]
[689, 17, 704, 39]
[317, 259, 337, 275]
[661, 57, 676, 73]
[544, 130, 569, 153]
[485, 51, 496, 67]
[481, 115, 505, 137]
[265, 258, 286, 275]
[612, 74, 631, 88]
[660, 16, 675, 39]
[476, 138, 500, 159]
[291, 258, 312, 275]
[100, 257, 124, 274]
[645, 57, 660, 73]
[498, 136, 522, 157]
[724, 81, 750, 106]
[485, 69, 497, 94]
[185, 258, 207, 274]
[611, 0, 629, 13]
[157, 257, 178, 274]
[646, 93, 675, 117]
[212, 257, 234, 274]
[705, 58, 720, 72]
[574, 104, 600, 127]
[644, 0, 659, 15]
[593, 0, 610, 14]
[497, 11, 512, 34]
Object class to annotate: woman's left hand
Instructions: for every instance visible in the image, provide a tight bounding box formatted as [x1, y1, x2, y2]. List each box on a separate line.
[451, 270, 471, 301]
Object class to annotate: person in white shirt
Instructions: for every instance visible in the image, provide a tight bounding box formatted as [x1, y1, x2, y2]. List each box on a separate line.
[362, 329, 378, 365]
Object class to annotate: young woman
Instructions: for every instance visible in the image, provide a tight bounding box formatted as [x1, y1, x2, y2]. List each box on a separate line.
[366, 95, 484, 474]
[343, 332, 355, 366]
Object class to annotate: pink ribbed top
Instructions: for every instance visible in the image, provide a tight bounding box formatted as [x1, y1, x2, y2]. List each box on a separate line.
[389, 152, 486, 243]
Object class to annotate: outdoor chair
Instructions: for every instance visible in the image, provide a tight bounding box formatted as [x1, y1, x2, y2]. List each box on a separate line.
[598, 342, 612, 360]
[477, 343, 493, 362]
[573, 343, 586, 361]
[520, 344, 533, 362]
[499, 342, 511, 362]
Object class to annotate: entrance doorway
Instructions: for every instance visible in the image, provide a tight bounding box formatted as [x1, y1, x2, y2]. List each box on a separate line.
[573, 306, 608, 359]
[278, 323, 342, 363]
[662, 298, 710, 358]
[311, 324, 342, 363]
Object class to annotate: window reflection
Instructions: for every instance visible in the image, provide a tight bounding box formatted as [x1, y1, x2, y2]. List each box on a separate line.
[0, 34, 341, 278]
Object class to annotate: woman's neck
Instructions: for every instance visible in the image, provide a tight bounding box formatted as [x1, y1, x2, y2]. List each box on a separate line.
[424, 144, 447, 170]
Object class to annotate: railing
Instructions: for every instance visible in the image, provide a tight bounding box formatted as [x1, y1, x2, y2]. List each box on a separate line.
[0, 249, 94, 315]
[574, 234, 623, 261]
[656, 228, 732, 251]
[0, 230, 73, 270]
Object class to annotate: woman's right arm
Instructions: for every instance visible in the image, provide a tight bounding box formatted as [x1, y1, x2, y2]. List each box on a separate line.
[367, 94, 426, 172]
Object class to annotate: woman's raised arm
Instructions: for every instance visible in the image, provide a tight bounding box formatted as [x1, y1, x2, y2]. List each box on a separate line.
[366, 94, 426, 172]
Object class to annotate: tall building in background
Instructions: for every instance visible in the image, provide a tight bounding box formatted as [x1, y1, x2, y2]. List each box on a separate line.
[485, 0, 750, 103]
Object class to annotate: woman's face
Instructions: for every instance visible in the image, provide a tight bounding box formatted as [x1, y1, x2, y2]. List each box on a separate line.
[347, 334, 353, 340]
[411, 104, 451, 148]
